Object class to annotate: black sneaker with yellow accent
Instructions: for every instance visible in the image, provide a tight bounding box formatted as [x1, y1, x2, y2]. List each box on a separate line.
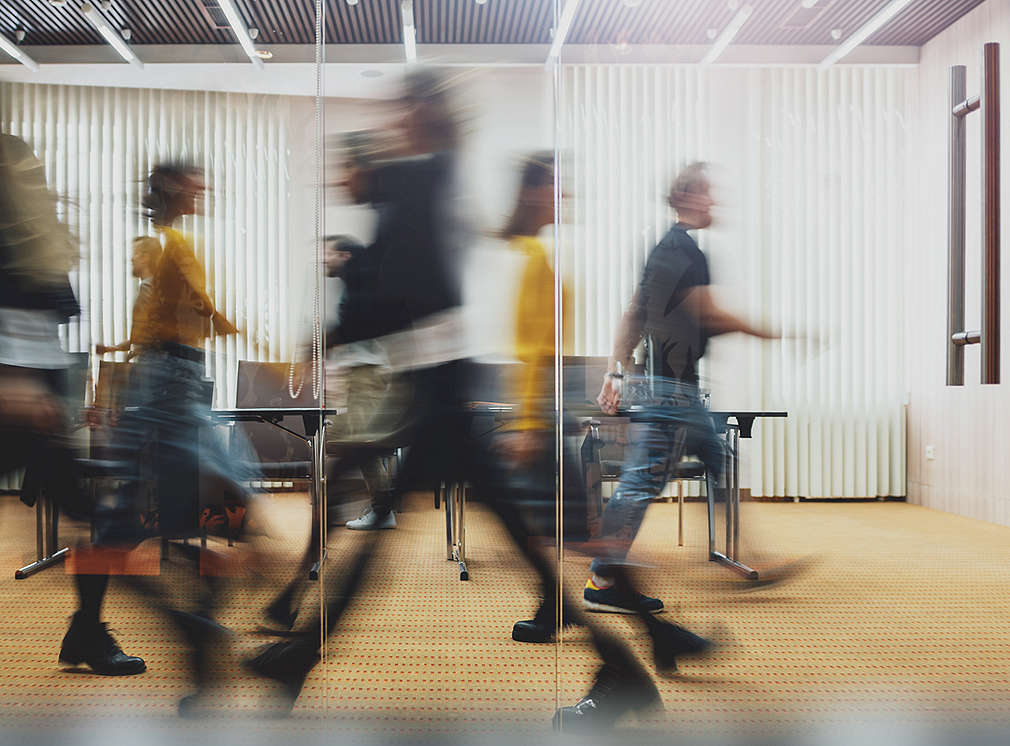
[582, 578, 664, 614]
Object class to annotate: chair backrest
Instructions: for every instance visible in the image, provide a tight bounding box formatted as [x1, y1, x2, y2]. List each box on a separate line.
[234, 360, 316, 464]
[236, 361, 318, 409]
[94, 360, 131, 410]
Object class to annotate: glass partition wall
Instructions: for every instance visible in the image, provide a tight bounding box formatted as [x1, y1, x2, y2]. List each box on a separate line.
[0, 0, 328, 723]
[554, 6, 913, 741]
[1, 0, 921, 739]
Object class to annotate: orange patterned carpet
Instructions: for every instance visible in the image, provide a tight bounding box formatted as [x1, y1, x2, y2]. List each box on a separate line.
[1, 492, 1009, 740]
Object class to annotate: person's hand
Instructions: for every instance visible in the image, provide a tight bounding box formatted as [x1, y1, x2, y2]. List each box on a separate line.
[0, 378, 63, 433]
[597, 374, 623, 416]
[211, 310, 239, 336]
[95, 344, 112, 355]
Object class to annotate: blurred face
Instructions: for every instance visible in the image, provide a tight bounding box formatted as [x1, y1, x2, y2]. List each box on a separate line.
[338, 160, 369, 204]
[529, 182, 555, 230]
[172, 172, 206, 217]
[325, 242, 352, 278]
[671, 180, 715, 229]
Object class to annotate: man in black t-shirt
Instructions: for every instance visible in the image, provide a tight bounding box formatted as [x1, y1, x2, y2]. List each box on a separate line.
[553, 163, 779, 729]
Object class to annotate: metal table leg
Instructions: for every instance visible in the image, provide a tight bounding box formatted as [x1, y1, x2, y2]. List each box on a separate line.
[444, 481, 453, 560]
[444, 481, 468, 580]
[16, 496, 70, 579]
[708, 424, 758, 579]
[308, 412, 327, 581]
[457, 484, 468, 580]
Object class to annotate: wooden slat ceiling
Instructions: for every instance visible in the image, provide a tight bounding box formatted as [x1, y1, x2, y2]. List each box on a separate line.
[0, 0, 988, 47]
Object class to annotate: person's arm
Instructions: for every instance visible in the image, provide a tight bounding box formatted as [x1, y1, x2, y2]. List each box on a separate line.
[597, 289, 646, 415]
[682, 286, 779, 340]
[166, 241, 216, 318]
[168, 241, 239, 335]
[512, 251, 555, 433]
[95, 341, 131, 355]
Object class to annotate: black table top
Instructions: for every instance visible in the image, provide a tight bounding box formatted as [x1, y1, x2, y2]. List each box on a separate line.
[211, 407, 339, 418]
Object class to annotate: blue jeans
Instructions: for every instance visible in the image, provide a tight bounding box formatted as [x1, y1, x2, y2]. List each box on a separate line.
[94, 345, 255, 545]
[590, 377, 724, 576]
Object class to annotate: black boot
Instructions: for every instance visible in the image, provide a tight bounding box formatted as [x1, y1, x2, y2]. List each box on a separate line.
[553, 662, 661, 731]
[59, 613, 146, 676]
[244, 640, 320, 716]
[264, 588, 300, 632]
[512, 600, 584, 643]
[167, 609, 234, 717]
[650, 619, 713, 675]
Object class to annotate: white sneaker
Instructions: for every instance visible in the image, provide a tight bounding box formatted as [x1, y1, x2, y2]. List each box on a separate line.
[345, 509, 397, 530]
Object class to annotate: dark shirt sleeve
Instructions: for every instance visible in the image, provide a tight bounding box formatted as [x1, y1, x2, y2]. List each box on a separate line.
[676, 245, 710, 302]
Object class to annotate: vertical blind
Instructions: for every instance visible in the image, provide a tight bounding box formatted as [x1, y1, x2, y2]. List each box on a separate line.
[560, 65, 911, 498]
[0, 82, 301, 409]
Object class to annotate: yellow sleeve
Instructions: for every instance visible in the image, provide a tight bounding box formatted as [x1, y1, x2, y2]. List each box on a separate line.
[165, 231, 215, 317]
[128, 282, 156, 346]
[512, 242, 557, 432]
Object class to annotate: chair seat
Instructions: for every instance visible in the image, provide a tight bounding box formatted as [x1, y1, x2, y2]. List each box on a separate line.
[75, 458, 130, 478]
[246, 461, 312, 479]
[671, 458, 706, 479]
[600, 460, 623, 479]
[600, 457, 706, 481]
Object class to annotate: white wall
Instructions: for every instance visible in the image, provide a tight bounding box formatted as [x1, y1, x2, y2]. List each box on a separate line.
[906, 0, 1010, 523]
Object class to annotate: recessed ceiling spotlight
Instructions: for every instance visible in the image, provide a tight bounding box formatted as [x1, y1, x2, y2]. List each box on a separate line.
[801, 0, 818, 8]
[830, 28, 842, 40]
[121, 28, 131, 39]
[347, 0, 359, 5]
[255, 49, 272, 58]
[361, 68, 383, 77]
[706, 27, 718, 40]
[249, 27, 259, 39]
[475, 0, 488, 5]
[727, 0, 739, 10]
[15, 29, 26, 42]
[48, 0, 67, 6]
[99, 0, 112, 10]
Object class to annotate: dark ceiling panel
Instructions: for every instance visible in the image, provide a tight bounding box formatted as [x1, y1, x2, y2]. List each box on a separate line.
[742, 0, 987, 46]
[0, 0, 989, 47]
[415, 0, 552, 44]
[869, 0, 987, 45]
[326, 0, 400, 44]
[569, 0, 717, 46]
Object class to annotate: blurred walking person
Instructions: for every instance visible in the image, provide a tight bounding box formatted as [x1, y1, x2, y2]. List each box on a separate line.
[0, 133, 145, 676]
[92, 162, 247, 712]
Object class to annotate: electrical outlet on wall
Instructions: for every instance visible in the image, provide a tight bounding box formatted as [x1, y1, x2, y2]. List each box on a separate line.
[925, 445, 936, 461]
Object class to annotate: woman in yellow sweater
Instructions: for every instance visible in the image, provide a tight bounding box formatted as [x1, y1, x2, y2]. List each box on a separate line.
[501, 153, 661, 726]
[499, 152, 571, 463]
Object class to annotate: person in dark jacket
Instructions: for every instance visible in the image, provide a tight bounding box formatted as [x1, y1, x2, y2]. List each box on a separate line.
[0, 133, 146, 676]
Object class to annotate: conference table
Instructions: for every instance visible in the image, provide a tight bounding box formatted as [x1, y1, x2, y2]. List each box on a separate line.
[704, 410, 787, 579]
[580, 406, 788, 580]
[211, 406, 338, 578]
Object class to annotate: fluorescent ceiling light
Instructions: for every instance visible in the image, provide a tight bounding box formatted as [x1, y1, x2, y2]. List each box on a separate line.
[547, 0, 582, 63]
[401, 0, 417, 63]
[80, 3, 142, 68]
[819, 0, 914, 68]
[700, 4, 752, 64]
[0, 32, 39, 71]
[215, 0, 264, 69]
